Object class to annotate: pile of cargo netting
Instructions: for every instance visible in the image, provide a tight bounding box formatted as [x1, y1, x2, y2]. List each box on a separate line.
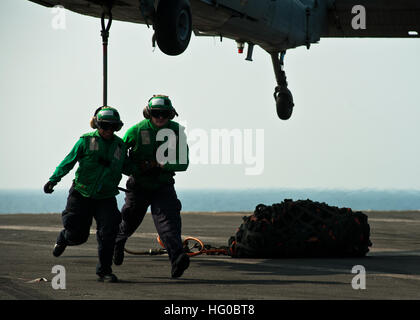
[228, 199, 372, 258]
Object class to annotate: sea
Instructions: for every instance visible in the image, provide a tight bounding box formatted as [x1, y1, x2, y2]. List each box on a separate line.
[0, 188, 419, 214]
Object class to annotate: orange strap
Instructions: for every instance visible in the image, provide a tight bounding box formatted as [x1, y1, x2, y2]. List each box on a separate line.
[157, 236, 228, 257]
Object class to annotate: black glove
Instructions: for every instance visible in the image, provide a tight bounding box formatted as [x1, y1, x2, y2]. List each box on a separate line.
[43, 181, 56, 194]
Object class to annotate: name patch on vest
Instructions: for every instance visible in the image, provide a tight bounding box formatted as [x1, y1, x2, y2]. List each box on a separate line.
[140, 130, 151, 145]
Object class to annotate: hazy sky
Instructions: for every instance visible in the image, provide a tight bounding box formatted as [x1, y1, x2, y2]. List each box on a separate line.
[1, 0, 420, 190]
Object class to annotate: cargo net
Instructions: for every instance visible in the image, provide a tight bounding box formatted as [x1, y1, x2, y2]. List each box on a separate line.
[228, 199, 372, 258]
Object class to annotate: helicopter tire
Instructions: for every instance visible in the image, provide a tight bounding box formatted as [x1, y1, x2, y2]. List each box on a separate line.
[155, 0, 192, 56]
[275, 87, 294, 120]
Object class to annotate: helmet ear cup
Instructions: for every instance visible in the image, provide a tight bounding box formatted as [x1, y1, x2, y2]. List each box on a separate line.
[114, 122, 123, 132]
[169, 108, 178, 120]
[168, 110, 175, 120]
[90, 117, 98, 129]
[91, 106, 103, 128]
[143, 106, 151, 119]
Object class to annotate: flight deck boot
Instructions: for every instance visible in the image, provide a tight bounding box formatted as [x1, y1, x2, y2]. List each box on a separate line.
[113, 239, 126, 266]
[97, 273, 119, 283]
[171, 253, 190, 278]
[53, 243, 67, 257]
[53, 231, 67, 257]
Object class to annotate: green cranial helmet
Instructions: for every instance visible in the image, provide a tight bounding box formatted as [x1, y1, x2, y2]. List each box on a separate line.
[148, 95, 173, 110]
[95, 107, 123, 131]
[144, 95, 178, 120]
[97, 107, 121, 122]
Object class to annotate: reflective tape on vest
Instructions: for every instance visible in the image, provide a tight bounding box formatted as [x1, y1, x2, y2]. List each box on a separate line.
[89, 137, 99, 151]
[114, 145, 122, 160]
[140, 130, 151, 145]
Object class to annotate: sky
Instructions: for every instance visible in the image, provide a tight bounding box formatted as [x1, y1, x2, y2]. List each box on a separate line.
[1, 0, 420, 191]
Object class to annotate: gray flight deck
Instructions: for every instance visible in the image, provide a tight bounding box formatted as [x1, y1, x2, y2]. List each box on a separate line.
[1, 211, 420, 300]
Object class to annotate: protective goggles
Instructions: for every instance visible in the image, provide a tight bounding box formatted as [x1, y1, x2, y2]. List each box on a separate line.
[97, 121, 122, 131]
[150, 109, 170, 119]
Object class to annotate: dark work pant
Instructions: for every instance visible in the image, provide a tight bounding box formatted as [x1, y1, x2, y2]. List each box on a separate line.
[115, 177, 183, 264]
[56, 186, 122, 275]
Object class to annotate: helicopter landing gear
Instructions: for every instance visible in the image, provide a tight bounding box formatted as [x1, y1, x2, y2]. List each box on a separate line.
[154, 0, 192, 56]
[271, 51, 294, 120]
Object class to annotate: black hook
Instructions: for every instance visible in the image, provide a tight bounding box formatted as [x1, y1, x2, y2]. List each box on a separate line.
[101, 11, 112, 43]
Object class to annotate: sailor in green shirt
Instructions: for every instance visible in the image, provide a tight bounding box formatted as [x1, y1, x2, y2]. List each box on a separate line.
[113, 95, 190, 278]
[43, 107, 130, 283]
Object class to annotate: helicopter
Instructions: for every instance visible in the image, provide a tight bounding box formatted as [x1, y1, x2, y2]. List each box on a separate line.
[28, 0, 420, 120]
